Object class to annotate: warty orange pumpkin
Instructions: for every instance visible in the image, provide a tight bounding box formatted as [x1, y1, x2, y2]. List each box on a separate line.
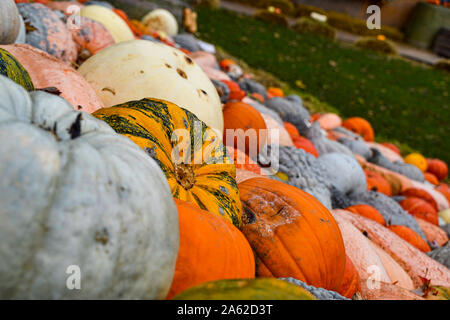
[167, 199, 255, 299]
[94, 98, 243, 227]
[238, 177, 346, 291]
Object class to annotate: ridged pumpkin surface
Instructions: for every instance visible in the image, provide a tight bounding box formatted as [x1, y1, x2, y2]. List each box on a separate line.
[338, 256, 361, 299]
[0, 48, 33, 91]
[401, 188, 438, 211]
[94, 98, 242, 227]
[426, 159, 448, 181]
[400, 197, 438, 226]
[387, 225, 431, 252]
[365, 169, 392, 196]
[346, 204, 386, 226]
[167, 199, 255, 299]
[172, 278, 316, 300]
[238, 177, 346, 291]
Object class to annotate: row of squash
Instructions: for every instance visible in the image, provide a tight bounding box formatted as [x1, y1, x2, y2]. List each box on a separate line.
[0, 0, 449, 300]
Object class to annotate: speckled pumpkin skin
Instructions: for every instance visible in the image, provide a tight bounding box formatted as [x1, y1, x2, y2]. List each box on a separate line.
[172, 278, 316, 300]
[94, 98, 242, 227]
[17, 3, 77, 64]
[0, 48, 34, 91]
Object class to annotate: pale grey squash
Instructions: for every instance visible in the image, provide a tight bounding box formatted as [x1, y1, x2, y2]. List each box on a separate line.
[306, 122, 353, 156]
[0, 75, 179, 299]
[0, 0, 21, 44]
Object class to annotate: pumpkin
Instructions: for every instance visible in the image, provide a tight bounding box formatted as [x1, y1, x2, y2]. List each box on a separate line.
[0, 75, 179, 299]
[381, 142, 401, 156]
[260, 113, 294, 147]
[360, 281, 424, 300]
[0, 0, 21, 45]
[245, 98, 283, 124]
[342, 117, 374, 142]
[331, 210, 392, 283]
[368, 240, 414, 290]
[0, 47, 34, 91]
[167, 199, 255, 299]
[17, 3, 77, 64]
[426, 158, 448, 181]
[427, 245, 450, 269]
[362, 161, 411, 195]
[365, 169, 392, 196]
[348, 191, 426, 239]
[80, 5, 134, 43]
[415, 218, 448, 247]
[172, 278, 315, 300]
[346, 204, 386, 226]
[189, 51, 218, 70]
[267, 87, 284, 97]
[235, 168, 263, 184]
[315, 113, 342, 130]
[367, 142, 403, 163]
[333, 209, 450, 287]
[219, 59, 235, 72]
[317, 153, 367, 197]
[265, 97, 310, 135]
[283, 121, 300, 139]
[338, 137, 372, 160]
[440, 209, 450, 224]
[338, 256, 361, 299]
[1, 44, 104, 113]
[410, 181, 449, 211]
[239, 78, 267, 98]
[404, 153, 428, 172]
[399, 197, 438, 226]
[259, 145, 332, 209]
[93, 98, 242, 228]
[306, 122, 354, 156]
[238, 177, 346, 291]
[387, 225, 431, 252]
[79, 40, 223, 134]
[141, 8, 178, 36]
[292, 136, 319, 157]
[401, 188, 438, 211]
[226, 146, 261, 175]
[222, 101, 267, 156]
[436, 183, 450, 203]
[221, 79, 245, 101]
[424, 172, 439, 185]
[70, 17, 115, 63]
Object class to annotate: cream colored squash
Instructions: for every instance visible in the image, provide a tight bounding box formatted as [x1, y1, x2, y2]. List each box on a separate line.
[78, 40, 224, 133]
[0, 0, 21, 44]
[80, 5, 134, 43]
[0, 75, 179, 299]
[141, 8, 178, 36]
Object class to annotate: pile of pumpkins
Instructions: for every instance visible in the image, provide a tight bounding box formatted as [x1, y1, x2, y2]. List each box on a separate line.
[0, 0, 449, 300]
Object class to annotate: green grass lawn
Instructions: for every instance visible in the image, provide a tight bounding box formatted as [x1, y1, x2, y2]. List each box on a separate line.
[196, 7, 450, 163]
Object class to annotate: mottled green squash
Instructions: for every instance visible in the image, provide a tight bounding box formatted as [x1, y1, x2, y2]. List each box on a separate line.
[172, 278, 316, 300]
[0, 48, 33, 91]
[94, 98, 242, 227]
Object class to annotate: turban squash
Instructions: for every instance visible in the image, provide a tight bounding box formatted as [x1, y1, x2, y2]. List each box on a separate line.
[342, 117, 374, 142]
[172, 278, 315, 300]
[0, 75, 179, 299]
[94, 98, 242, 227]
[238, 177, 346, 291]
[0, 48, 34, 91]
[167, 199, 255, 299]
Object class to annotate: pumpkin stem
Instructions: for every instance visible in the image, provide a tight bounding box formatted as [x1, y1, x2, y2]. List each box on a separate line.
[175, 164, 195, 190]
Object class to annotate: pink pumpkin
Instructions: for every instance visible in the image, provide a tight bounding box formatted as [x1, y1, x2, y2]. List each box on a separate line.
[316, 113, 342, 130]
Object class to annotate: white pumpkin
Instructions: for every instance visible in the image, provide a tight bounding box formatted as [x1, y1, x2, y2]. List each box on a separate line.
[78, 40, 224, 134]
[80, 5, 134, 43]
[141, 8, 178, 36]
[0, 0, 21, 44]
[0, 75, 179, 299]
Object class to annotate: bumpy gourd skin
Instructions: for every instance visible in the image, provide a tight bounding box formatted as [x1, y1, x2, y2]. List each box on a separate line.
[368, 148, 425, 182]
[259, 145, 332, 209]
[0, 76, 178, 299]
[281, 278, 349, 300]
[427, 244, 450, 269]
[348, 191, 427, 241]
[338, 137, 372, 160]
[265, 97, 310, 134]
[306, 122, 353, 156]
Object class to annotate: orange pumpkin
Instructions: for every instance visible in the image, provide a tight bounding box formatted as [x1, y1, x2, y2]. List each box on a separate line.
[338, 256, 361, 299]
[267, 87, 284, 97]
[426, 159, 448, 181]
[238, 177, 346, 291]
[70, 17, 115, 63]
[424, 172, 439, 185]
[167, 199, 255, 299]
[0, 44, 104, 113]
[415, 218, 448, 247]
[342, 117, 374, 142]
[292, 136, 319, 157]
[387, 225, 431, 252]
[222, 80, 245, 101]
[436, 183, 450, 203]
[283, 121, 300, 139]
[400, 197, 438, 226]
[226, 146, 261, 175]
[381, 142, 401, 156]
[401, 188, 438, 211]
[250, 92, 264, 103]
[364, 169, 392, 196]
[223, 102, 267, 156]
[346, 204, 386, 226]
[219, 59, 235, 72]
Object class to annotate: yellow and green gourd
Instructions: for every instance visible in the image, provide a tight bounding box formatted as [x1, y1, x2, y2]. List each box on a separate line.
[0, 48, 33, 91]
[172, 278, 316, 300]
